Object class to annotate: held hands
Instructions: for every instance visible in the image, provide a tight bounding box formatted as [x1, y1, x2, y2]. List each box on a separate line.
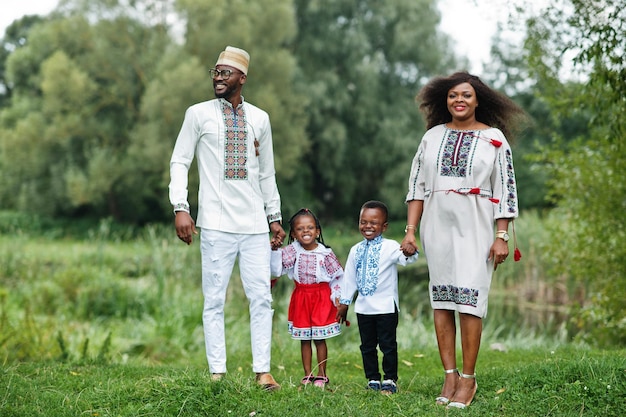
[175, 211, 198, 245]
[269, 221, 286, 250]
[400, 233, 419, 257]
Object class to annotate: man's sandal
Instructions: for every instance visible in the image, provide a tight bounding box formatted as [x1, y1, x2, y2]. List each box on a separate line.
[256, 372, 281, 391]
[447, 373, 477, 409]
[435, 368, 459, 405]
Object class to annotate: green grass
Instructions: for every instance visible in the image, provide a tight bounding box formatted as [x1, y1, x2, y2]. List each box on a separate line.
[0, 211, 624, 415]
[2, 346, 624, 416]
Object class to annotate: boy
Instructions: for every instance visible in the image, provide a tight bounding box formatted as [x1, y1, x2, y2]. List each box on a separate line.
[337, 200, 418, 394]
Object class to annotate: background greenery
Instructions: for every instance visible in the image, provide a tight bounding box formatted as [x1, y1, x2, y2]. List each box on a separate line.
[0, 1, 624, 412]
[0, 214, 624, 416]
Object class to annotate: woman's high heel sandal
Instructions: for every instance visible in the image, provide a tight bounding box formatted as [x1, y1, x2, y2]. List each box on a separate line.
[447, 373, 477, 409]
[435, 368, 459, 405]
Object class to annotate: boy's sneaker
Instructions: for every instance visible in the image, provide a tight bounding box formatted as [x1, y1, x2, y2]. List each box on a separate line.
[381, 379, 397, 394]
[367, 380, 381, 391]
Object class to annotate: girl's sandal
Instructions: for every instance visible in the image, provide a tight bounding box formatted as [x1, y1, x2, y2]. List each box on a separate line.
[435, 368, 459, 405]
[447, 373, 477, 409]
[313, 376, 329, 388]
[301, 375, 316, 385]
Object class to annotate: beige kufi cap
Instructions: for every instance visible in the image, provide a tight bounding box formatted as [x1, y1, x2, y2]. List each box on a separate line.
[215, 46, 250, 75]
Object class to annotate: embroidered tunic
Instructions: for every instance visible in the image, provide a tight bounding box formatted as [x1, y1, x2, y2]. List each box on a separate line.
[406, 124, 518, 317]
[169, 98, 281, 233]
[340, 236, 418, 315]
[271, 241, 344, 340]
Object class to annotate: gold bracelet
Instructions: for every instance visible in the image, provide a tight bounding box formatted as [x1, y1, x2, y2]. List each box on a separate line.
[405, 225, 416, 233]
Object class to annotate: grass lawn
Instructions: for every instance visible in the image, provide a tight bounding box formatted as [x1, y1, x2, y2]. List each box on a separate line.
[2, 345, 624, 416]
[1, 214, 624, 416]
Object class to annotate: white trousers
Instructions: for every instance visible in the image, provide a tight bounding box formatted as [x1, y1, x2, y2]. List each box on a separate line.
[200, 229, 273, 374]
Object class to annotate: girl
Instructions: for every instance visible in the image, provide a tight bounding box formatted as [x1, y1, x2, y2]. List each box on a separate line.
[271, 208, 344, 388]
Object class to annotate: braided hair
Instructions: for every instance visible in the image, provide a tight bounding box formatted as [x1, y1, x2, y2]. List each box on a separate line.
[287, 208, 327, 247]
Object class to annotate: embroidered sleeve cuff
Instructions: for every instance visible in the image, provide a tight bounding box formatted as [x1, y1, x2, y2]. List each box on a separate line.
[267, 212, 282, 224]
[339, 298, 352, 306]
[173, 203, 190, 214]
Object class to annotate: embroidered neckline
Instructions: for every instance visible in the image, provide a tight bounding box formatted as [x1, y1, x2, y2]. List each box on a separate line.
[355, 235, 383, 296]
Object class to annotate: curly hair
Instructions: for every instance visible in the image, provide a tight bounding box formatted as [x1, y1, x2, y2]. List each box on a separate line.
[417, 71, 526, 140]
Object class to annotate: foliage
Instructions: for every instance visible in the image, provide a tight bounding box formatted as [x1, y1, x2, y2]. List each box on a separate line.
[0, 15, 44, 107]
[1, 0, 550, 225]
[0, 3, 174, 222]
[291, 0, 457, 219]
[523, 0, 626, 346]
[0, 0, 312, 223]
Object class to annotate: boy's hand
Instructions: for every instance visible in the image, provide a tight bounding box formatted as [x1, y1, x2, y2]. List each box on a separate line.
[401, 246, 417, 257]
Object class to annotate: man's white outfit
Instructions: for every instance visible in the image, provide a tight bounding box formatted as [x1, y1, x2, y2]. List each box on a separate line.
[169, 97, 282, 374]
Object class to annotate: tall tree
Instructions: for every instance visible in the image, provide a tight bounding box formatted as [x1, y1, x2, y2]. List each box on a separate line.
[0, 15, 44, 108]
[0, 4, 173, 221]
[292, 0, 456, 219]
[524, 0, 625, 346]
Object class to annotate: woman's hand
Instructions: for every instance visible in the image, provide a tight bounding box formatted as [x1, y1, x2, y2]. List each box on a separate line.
[400, 232, 419, 256]
[489, 238, 509, 271]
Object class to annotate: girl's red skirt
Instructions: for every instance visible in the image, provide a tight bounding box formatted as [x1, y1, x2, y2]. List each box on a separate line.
[288, 282, 341, 340]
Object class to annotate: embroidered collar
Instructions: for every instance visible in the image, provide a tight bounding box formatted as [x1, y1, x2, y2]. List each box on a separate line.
[354, 235, 383, 296]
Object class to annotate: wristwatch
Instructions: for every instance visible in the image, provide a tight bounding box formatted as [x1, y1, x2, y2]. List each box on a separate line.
[495, 230, 509, 242]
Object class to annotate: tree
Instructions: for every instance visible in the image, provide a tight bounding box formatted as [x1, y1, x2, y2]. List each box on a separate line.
[0, 15, 45, 108]
[0, 5, 173, 221]
[291, 0, 456, 220]
[524, 0, 626, 346]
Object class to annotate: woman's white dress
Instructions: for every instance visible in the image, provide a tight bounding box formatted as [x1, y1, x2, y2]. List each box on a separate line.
[406, 124, 518, 317]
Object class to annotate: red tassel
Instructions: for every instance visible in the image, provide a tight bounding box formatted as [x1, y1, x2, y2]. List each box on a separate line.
[514, 248, 522, 262]
[489, 198, 500, 203]
[345, 320, 351, 327]
[469, 187, 481, 194]
[491, 139, 502, 147]
[270, 278, 278, 288]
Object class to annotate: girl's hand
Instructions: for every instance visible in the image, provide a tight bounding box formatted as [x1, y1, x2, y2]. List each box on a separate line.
[336, 304, 349, 324]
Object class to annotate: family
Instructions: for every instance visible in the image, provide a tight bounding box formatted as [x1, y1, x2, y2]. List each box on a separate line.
[169, 46, 522, 408]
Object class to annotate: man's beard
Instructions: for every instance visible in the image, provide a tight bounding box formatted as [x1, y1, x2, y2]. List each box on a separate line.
[214, 83, 235, 99]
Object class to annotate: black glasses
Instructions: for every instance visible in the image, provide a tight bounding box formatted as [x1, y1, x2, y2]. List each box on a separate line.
[209, 68, 242, 80]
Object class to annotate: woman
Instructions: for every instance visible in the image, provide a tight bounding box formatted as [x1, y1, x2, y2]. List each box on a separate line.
[401, 72, 524, 409]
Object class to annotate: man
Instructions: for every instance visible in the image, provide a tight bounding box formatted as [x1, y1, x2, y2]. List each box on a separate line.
[169, 46, 285, 390]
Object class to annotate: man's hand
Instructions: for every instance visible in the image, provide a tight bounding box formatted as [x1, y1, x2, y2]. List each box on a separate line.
[269, 221, 286, 249]
[175, 211, 198, 245]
